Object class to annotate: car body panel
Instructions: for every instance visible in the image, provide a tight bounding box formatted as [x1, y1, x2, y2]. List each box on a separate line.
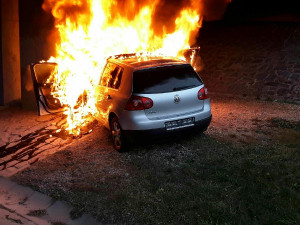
[123, 115, 212, 142]
[31, 54, 211, 141]
[95, 56, 212, 135]
[139, 86, 204, 121]
[95, 60, 133, 128]
[119, 98, 211, 130]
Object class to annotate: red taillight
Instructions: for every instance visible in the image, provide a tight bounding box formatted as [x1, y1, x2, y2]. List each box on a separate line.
[198, 87, 209, 100]
[125, 96, 153, 111]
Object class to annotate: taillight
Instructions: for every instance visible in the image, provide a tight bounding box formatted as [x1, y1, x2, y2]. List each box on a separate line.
[198, 87, 209, 100]
[125, 96, 153, 111]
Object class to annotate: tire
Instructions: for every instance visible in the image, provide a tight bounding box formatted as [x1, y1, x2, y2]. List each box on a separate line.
[110, 117, 127, 152]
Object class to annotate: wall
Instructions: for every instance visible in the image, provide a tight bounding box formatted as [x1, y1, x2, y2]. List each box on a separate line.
[198, 22, 300, 103]
[0, 2, 3, 105]
[1, 0, 21, 106]
[19, 0, 55, 110]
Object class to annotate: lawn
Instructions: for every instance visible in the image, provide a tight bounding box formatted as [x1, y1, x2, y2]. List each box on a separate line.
[12, 97, 300, 225]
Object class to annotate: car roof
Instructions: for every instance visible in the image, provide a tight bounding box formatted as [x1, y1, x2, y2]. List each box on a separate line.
[107, 54, 189, 70]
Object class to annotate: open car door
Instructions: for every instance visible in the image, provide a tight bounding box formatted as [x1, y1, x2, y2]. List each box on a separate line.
[30, 63, 64, 115]
[183, 47, 204, 72]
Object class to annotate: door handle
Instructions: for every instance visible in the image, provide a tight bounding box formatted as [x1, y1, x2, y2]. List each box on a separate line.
[107, 95, 112, 100]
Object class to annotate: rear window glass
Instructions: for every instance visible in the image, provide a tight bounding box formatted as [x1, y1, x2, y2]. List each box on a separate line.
[133, 64, 203, 94]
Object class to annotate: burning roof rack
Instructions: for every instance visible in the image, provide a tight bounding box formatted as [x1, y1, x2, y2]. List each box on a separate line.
[110, 47, 201, 59]
[109, 53, 138, 59]
[109, 52, 168, 60]
[108, 47, 202, 70]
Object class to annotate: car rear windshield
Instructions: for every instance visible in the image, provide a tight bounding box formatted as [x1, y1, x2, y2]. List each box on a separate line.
[133, 64, 203, 94]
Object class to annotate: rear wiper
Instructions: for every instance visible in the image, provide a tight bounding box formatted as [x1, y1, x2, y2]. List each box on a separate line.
[173, 85, 196, 91]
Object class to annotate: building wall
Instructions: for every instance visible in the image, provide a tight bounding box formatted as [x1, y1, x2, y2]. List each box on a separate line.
[198, 22, 300, 103]
[19, 0, 55, 110]
[19, 0, 54, 69]
[1, 0, 21, 106]
[0, 2, 3, 105]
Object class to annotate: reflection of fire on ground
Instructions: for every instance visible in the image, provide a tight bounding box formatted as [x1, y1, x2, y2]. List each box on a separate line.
[0, 109, 97, 177]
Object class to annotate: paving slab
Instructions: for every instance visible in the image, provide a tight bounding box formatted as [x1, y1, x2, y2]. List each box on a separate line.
[0, 167, 17, 177]
[46, 200, 73, 224]
[0, 207, 36, 225]
[3, 185, 35, 215]
[26, 214, 52, 225]
[0, 177, 18, 193]
[13, 161, 30, 171]
[25, 191, 53, 211]
[0, 177, 101, 225]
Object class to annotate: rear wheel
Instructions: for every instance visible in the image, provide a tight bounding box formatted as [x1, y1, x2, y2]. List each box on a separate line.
[110, 117, 126, 152]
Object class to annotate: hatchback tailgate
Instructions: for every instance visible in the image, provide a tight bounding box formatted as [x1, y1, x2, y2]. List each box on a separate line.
[142, 86, 204, 120]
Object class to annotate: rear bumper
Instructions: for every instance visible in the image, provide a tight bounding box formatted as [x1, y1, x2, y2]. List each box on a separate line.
[123, 115, 212, 142]
[119, 98, 211, 130]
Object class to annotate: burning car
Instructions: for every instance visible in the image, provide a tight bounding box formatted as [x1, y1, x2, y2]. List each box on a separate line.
[30, 50, 211, 151]
[95, 54, 212, 151]
[25, 0, 212, 151]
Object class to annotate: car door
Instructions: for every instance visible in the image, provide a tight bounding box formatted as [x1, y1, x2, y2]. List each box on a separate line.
[95, 62, 124, 122]
[183, 47, 203, 71]
[30, 63, 64, 115]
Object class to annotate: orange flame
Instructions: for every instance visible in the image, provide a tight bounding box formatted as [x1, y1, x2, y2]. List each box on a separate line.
[42, 0, 202, 135]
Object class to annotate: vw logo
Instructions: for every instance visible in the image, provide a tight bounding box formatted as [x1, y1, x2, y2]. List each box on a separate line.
[174, 95, 180, 104]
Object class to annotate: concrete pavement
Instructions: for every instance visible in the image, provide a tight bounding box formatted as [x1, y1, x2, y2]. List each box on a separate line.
[0, 177, 100, 225]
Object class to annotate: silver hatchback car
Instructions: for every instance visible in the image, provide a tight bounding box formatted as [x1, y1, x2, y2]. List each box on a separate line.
[95, 55, 212, 151]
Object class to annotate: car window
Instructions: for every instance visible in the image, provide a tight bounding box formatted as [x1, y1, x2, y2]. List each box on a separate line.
[100, 63, 123, 89]
[133, 64, 203, 94]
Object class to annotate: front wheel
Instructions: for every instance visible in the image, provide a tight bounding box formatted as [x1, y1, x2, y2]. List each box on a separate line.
[110, 117, 126, 152]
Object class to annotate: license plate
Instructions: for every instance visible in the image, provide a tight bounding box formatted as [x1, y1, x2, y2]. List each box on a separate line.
[165, 117, 195, 131]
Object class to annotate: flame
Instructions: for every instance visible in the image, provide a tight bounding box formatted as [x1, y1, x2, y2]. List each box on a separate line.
[43, 0, 202, 135]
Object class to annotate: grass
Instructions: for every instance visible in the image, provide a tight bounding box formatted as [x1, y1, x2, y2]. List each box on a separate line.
[14, 128, 300, 225]
[271, 118, 300, 131]
[112, 137, 298, 224]
[10, 97, 300, 225]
